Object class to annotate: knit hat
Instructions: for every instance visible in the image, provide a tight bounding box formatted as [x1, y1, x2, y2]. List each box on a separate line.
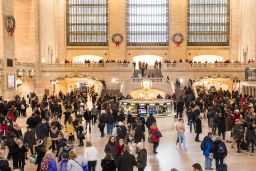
[249, 103, 253, 107]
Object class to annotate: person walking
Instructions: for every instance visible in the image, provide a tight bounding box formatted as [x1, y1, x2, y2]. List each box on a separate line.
[104, 136, 117, 159]
[116, 146, 137, 171]
[225, 114, 233, 143]
[201, 132, 213, 170]
[232, 119, 244, 153]
[57, 153, 69, 171]
[245, 123, 256, 155]
[101, 153, 116, 171]
[195, 114, 202, 142]
[66, 117, 75, 141]
[136, 142, 147, 171]
[149, 123, 161, 154]
[40, 150, 57, 171]
[211, 136, 227, 170]
[175, 118, 186, 149]
[84, 141, 98, 171]
[67, 150, 87, 171]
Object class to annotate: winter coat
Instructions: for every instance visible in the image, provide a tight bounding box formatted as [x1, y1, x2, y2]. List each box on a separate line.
[211, 140, 227, 159]
[149, 127, 160, 143]
[246, 126, 256, 141]
[66, 122, 75, 136]
[104, 142, 117, 159]
[35, 122, 49, 139]
[225, 116, 233, 131]
[23, 130, 36, 148]
[58, 159, 68, 171]
[218, 116, 226, 132]
[134, 126, 145, 143]
[195, 117, 202, 134]
[48, 159, 57, 171]
[67, 156, 86, 171]
[202, 136, 213, 157]
[116, 152, 137, 171]
[137, 149, 147, 169]
[233, 123, 244, 139]
[101, 159, 116, 171]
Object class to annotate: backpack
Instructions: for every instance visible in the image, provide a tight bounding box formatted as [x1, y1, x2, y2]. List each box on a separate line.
[40, 157, 50, 171]
[217, 142, 225, 154]
[217, 163, 227, 171]
[0, 159, 11, 171]
[60, 160, 68, 171]
[200, 140, 206, 151]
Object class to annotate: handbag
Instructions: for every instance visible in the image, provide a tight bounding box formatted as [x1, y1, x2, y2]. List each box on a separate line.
[156, 131, 162, 138]
[30, 154, 37, 164]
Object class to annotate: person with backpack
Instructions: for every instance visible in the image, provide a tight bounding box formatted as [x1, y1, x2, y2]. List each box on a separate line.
[116, 122, 127, 141]
[211, 136, 227, 170]
[201, 132, 213, 170]
[40, 150, 57, 171]
[58, 141, 73, 162]
[145, 113, 156, 130]
[58, 153, 69, 171]
[232, 119, 245, 153]
[136, 142, 147, 171]
[67, 150, 87, 171]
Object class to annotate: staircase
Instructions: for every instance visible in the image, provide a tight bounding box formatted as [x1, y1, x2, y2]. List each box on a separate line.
[133, 69, 163, 78]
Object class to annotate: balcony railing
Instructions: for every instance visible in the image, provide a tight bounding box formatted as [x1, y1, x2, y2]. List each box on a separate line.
[165, 63, 255, 68]
[15, 62, 35, 67]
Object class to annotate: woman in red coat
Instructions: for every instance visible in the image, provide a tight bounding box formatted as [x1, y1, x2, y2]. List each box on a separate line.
[149, 123, 160, 154]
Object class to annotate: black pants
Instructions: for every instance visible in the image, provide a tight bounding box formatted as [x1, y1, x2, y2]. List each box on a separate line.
[68, 135, 75, 141]
[50, 140, 58, 152]
[236, 139, 241, 151]
[13, 160, 24, 171]
[153, 142, 159, 152]
[79, 138, 84, 146]
[218, 130, 225, 140]
[138, 168, 145, 171]
[99, 127, 104, 137]
[88, 160, 97, 171]
[212, 126, 217, 135]
[215, 158, 224, 169]
[195, 133, 200, 141]
[92, 115, 97, 124]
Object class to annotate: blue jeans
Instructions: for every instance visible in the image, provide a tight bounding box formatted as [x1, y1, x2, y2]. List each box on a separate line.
[247, 139, 255, 153]
[178, 133, 185, 148]
[107, 123, 113, 135]
[205, 156, 212, 169]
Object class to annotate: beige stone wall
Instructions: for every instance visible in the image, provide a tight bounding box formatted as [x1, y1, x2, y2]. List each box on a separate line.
[13, 0, 37, 63]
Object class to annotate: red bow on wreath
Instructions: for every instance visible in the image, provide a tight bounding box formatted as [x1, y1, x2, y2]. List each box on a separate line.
[115, 40, 120, 47]
[175, 41, 182, 47]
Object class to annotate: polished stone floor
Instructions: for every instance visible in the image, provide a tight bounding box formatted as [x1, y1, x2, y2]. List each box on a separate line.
[12, 113, 256, 171]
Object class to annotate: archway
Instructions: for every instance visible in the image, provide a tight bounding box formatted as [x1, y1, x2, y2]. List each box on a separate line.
[133, 55, 163, 69]
[72, 55, 103, 63]
[193, 55, 224, 63]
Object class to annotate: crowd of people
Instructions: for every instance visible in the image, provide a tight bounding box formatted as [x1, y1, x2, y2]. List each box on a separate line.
[1, 82, 256, 171]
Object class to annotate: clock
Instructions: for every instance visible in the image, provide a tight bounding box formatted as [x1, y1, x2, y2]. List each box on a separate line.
[6, 16, 15, 36]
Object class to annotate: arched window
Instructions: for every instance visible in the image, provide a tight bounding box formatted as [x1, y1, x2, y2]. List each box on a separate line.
[66, 0, 108, 46]
[127, 0, 169, 46]
[188, 0, 230, 46]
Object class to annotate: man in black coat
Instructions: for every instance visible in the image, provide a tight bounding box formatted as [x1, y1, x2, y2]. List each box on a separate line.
[195, 114, 202, 142]
[176, 97, 184, 118]
[116, 146, 137, 171]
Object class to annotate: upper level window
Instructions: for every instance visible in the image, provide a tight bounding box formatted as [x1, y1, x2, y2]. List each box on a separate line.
[188, 0, 230, 46]
[127, 0, 169, 46]
[66, 0, 108, 46]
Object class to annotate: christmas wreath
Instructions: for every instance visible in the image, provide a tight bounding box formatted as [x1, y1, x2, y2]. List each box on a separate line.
[112, 33, 123, 47]
[6, 16, 16, 36]
[172, 33, 183, 47]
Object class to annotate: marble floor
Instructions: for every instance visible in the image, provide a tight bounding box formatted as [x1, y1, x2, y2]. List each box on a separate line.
[13, 114, 256, 171]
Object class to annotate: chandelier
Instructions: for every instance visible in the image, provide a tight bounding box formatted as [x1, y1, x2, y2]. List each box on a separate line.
[141, 79, 152, 90]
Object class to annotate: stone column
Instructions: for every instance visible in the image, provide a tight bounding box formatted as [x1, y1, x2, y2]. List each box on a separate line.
[0, 0, 16, 99]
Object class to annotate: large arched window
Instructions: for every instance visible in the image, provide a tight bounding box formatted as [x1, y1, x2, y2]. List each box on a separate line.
[188, 0, 230, 46]
[127, 0, 169, 46]
[66, 0, 108, 46]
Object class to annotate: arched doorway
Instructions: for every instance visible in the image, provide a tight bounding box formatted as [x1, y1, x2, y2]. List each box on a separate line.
[193, 55, 224, 63]
[72, 55, 103, 63]
[133, 55, 163, 69]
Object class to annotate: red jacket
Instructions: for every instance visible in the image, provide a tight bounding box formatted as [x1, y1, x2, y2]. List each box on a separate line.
[150, 127, 160, 143]
[7, 111, 15, 122]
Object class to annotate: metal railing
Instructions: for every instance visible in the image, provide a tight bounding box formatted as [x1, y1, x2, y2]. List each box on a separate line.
[165, 63, 255, 68]
[15, 62, 35, 67]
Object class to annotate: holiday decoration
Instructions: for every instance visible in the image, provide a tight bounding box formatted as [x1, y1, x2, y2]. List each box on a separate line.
[172, 33, 184, 47]
[6, 16, 16, 36]
[112, 33, 123, 47]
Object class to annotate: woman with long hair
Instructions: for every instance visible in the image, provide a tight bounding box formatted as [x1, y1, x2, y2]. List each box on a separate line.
[149, 122, 161, 154]
[84, 141, 98, 171]
[101, 153, 116, 171]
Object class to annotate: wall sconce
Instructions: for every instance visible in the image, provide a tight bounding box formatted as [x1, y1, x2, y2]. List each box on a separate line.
[29, 69, 36, 77]
[17, 69, 25, 77]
